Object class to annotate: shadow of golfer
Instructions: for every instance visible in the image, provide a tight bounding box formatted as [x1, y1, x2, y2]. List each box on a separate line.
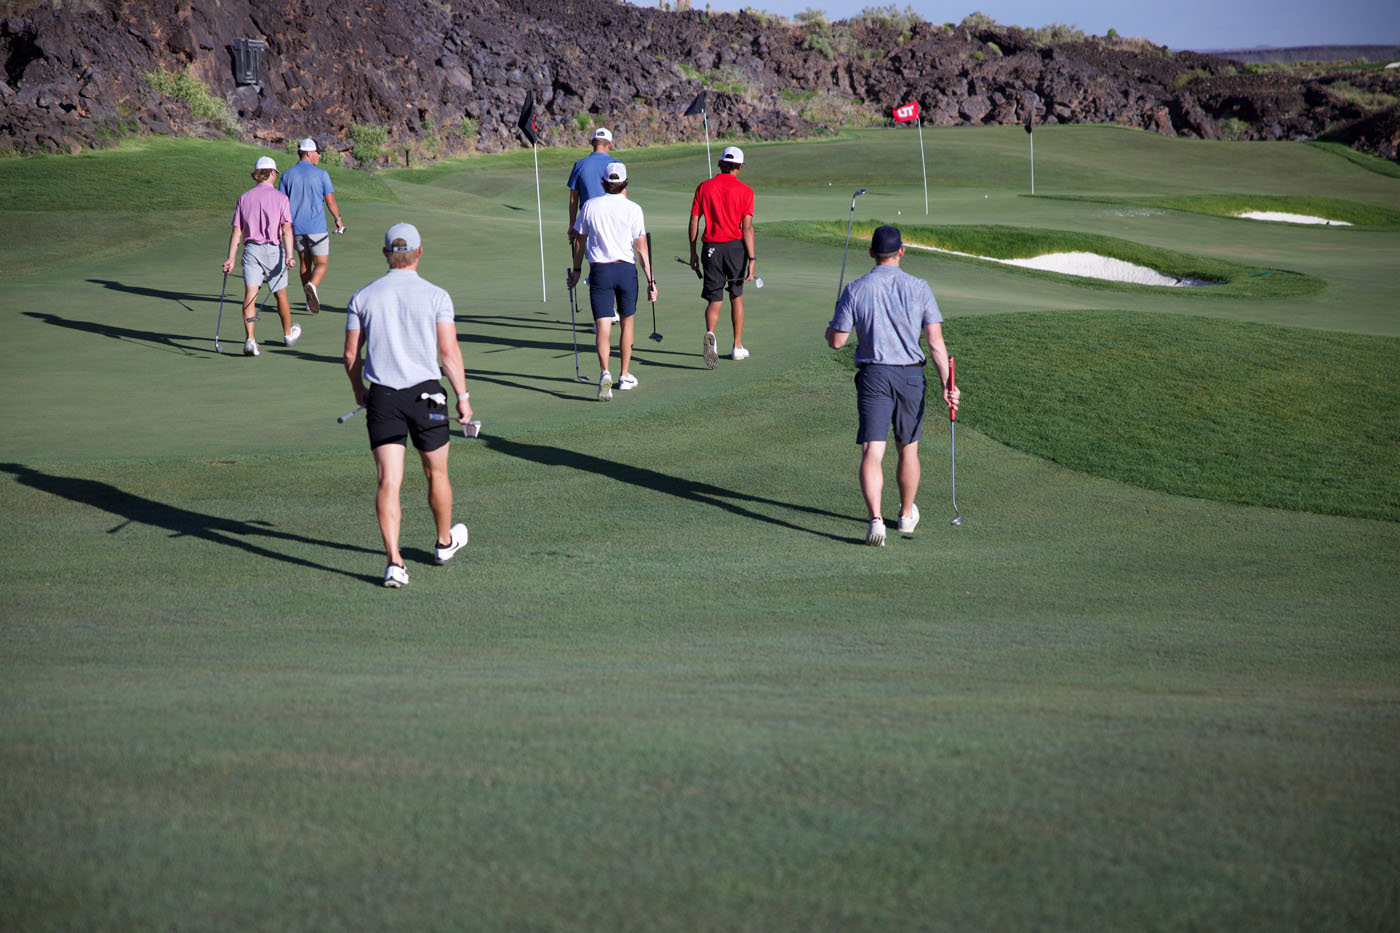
[1, 462, 380, 583]
[481, 437, 851, 541]
[23, 311, 207, 356]
[87, 278, 214, 307]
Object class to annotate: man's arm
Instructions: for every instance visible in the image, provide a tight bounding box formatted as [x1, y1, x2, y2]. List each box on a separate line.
[344, 328, 367, 406]
[567, 229, 586, 289]
[924, 321, 959, 413]
[324, 192, 343, 232]
[634, 235, 657, 303]
[568, 189, 580, 238]
[687, 214, 702, 272]
[281, 221, 296, 269]
[741, 214, 756, 281]
[436, 321, 472, 424]
[222, 226, 242, 274]
[826, 327, 849, 349]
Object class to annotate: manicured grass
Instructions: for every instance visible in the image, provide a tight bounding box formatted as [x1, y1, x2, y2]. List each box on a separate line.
[765, 220, 1326, 298]
[1038, 192, 1400, 228]
[2, 128, 1398, 929]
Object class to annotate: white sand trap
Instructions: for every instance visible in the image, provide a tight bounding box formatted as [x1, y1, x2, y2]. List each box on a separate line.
[906, 242, 1213, 287]
[1235, 210, 1351, 226]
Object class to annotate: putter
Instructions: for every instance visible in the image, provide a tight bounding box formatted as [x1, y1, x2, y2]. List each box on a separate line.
[565, 268, 589, 383]
[337, 404, 364, 424]
[725, 276, 764, 289]
[947, 355, 962, 525]
[214, 270, 228, 353]
[837, 187, 868, 299]
[646, 232, 663, 342]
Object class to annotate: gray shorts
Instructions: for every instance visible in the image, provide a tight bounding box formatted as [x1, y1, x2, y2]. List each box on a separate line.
[295, 232, 331, 257]
[242, 241, 288, 291]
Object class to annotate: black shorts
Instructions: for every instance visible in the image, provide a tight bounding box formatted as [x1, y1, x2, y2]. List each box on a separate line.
[700, 239, 746, 302]
[366, 380, 451, 452]
[855, 364, 927, 446]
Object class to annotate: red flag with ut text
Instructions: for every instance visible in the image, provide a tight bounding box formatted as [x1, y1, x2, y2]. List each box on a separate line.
[892, 101, 920, 123]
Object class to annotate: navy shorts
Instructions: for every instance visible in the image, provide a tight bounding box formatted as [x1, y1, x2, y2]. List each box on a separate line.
[855, 364, 927, 445]
[589, 261, 638, 321]
[700, 239, 746, 302]
[366, 379, 451, 452]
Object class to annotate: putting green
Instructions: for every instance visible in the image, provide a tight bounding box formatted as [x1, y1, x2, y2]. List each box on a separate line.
[1, 126, 1398, 929]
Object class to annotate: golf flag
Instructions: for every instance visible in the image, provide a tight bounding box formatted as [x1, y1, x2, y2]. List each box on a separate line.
[684, 87, 713, 178]
[517, 90, 538, 145]
[1024, 114, 1033, 134]
[893, 101, 920, 123]
[893, 99, 928, 214]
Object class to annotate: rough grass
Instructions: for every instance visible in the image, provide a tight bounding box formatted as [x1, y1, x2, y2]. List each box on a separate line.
[764, 220, 1326, 298]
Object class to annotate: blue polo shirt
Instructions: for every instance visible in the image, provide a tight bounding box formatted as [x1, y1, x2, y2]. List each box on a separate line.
[567, 151, 614, 204]
[279, 159, 335, 236]
[830, 264, 943, 366]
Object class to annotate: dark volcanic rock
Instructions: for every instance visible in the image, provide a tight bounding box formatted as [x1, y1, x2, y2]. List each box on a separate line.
[1, 0, 1397, 163]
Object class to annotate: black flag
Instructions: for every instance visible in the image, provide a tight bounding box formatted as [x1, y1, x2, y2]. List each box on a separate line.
[1024, 113, 1034, 135]
[518, 91, 538, 145]
[684, 89, 707, 117]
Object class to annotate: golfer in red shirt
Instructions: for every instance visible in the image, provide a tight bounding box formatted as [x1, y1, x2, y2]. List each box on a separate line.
[688, 145, 755, 369]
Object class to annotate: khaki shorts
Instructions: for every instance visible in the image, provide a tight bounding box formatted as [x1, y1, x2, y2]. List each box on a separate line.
[295, 232, 331, 257]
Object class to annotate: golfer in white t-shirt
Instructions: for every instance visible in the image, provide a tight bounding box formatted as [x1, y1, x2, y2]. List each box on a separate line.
[568, 161, 657, 400]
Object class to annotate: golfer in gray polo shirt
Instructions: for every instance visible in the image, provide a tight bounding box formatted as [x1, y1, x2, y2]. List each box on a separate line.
[826, 225, 960, 546]
[344, 223, 473, 587]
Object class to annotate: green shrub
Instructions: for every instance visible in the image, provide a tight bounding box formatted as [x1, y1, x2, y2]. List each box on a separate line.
[348, 121, 388, 164]
[455, 118, 478, 140]
[143, 66, 240, 137]
[959, 11, 997, 28]
[972, 49, 984, 61]
[1218, 117, 1249, 141]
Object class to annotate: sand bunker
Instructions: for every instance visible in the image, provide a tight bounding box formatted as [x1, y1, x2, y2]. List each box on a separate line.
[1235, 210, 1351, 226]
[905, 243, 1213, 287]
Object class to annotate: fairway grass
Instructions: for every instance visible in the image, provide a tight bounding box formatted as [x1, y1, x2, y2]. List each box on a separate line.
[2, 127, 1398, 929]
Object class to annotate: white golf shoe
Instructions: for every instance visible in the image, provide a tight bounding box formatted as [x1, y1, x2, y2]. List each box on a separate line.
[284, 323, 302, 347]
[617, 373, 638, 390]
[598, 370, 613, 401]
[865, 518, 886, 547]
[434, 523, 469, 564]
[731, 346, 749, 361]
[383, 563, 409, 587]
[897, 504, 920, 534]
[243, 338, 259, 357]
[702, 331, 718, 370]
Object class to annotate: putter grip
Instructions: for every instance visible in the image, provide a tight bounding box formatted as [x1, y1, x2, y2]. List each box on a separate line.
[947, 356, 957, 422]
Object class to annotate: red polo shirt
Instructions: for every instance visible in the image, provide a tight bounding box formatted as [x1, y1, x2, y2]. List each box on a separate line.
[690, 172, 754, 243]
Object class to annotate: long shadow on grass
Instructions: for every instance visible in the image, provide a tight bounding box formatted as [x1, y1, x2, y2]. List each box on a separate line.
[1, 463, 380, 582]
[459, 327, 703, 371]
[24, 311, 207, 356]
[483, 437, 852, 541]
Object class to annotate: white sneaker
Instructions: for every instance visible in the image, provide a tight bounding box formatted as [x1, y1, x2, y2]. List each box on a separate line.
[304, 281, 320, 314]
[732, 346, 749, 360]
[434, 522, 469, 564]
[284, 323, 302, 347]
[617, 373, 638, 390]
[702, 331, 718, 370]
[598, 370, 613, 401]
[243, 338, 259, 357]
[383, 563, 409, 587]
[865, 518, 886, 547]
[897, 504, 920, 534]
[611, 311, 620, 323]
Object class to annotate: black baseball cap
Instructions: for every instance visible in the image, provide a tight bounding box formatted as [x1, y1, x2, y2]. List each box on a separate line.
[871, 225, 902, 253]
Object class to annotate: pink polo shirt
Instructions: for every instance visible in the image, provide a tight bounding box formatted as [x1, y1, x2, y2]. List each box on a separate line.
[231, 182, 292, 244]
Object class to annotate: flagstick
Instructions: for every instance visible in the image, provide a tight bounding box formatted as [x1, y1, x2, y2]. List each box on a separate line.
[533, 140, 546, 302]
[1029, 131, 1035, 195]
[917, 115, 928, 215]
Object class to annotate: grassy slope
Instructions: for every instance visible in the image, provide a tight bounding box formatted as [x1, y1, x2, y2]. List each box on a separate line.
[1, 126, 1398, 929]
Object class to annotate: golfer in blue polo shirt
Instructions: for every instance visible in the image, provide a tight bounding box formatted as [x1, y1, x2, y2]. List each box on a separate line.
[566, 127, 615, 239]
[826, 225, 960, 546]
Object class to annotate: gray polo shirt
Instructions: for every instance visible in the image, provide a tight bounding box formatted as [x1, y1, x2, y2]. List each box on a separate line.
[829, 264, 942, 366]
[346, 269, 455, 390]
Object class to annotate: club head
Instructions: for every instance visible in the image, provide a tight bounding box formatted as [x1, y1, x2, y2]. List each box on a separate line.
[213, 339, 221, 354]
[854, 188, 867, 197]
[650, 332, 663, 342]
[577, 375, 590, 383]
[950, 516, 964, 526]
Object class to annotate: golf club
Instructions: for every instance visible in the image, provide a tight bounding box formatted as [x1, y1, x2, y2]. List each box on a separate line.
[674, 256, 702, 280]
[837, 187, 868, 299]
[337, 404, 364, 424]
[565, 267, 589, 383]
[646, 233, 662, 342]
[725, 276, 764, 289]
[947, 355, 962, 525]
[214, 270, 228, 353]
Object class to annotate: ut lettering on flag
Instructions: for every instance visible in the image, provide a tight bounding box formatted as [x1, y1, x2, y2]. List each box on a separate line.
[892, 101, 920, 123]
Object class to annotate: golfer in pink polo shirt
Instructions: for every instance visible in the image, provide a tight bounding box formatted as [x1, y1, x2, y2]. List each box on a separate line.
[222, 156, 300, 357]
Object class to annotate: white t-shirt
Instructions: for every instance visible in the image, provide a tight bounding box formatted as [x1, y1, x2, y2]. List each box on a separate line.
[573, 193, 646, 265]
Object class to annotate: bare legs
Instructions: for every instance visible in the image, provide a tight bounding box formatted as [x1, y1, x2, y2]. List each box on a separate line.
[373, 442, 454, 566]
[859, 440, 920, 521]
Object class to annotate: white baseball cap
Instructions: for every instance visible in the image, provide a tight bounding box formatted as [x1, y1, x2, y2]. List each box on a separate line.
[384, 222, 421, 252]
[605, 161, 627, 183]
[592, 127, 613, 142]
[297, 137, 319, 152]
[254, 156, 277, 171]
[720, 145, 744, 165]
